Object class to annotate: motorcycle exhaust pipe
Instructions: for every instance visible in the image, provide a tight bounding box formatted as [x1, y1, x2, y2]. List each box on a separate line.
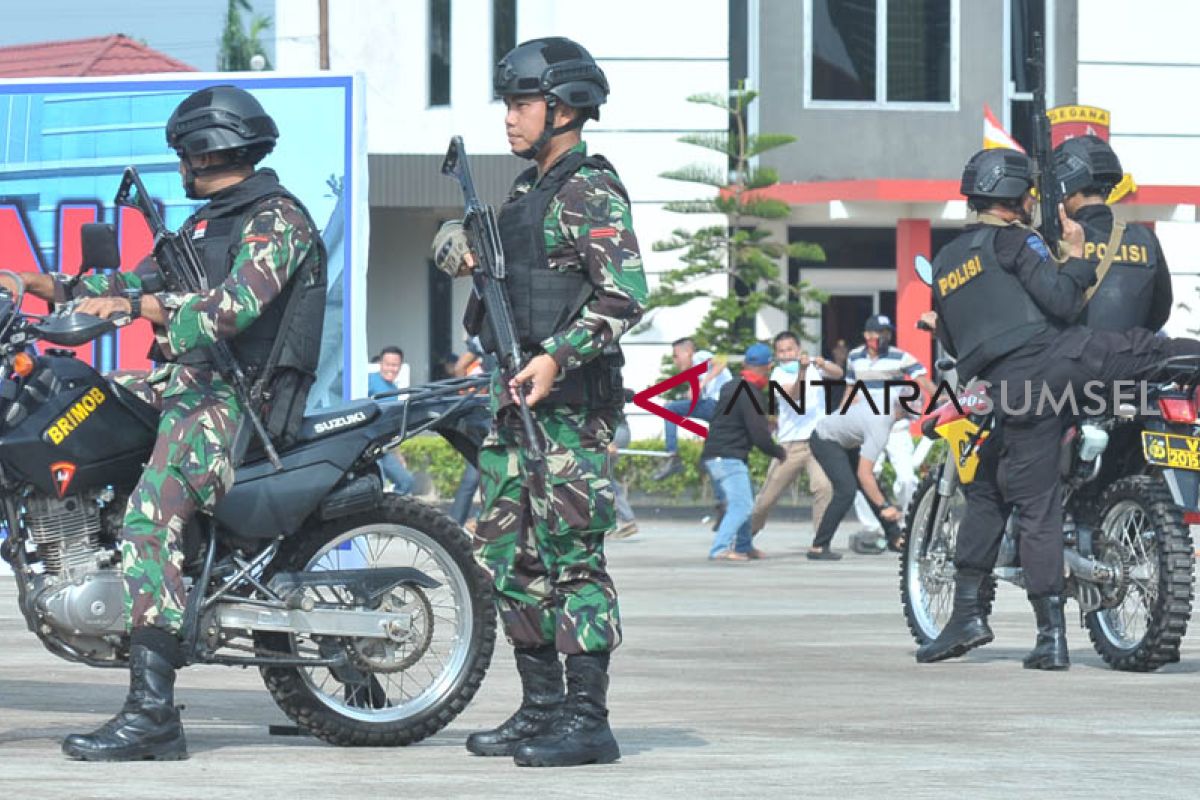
[1064, 548, 1116, 584]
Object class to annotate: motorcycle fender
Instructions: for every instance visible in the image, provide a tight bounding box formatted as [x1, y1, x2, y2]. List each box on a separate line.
[1161, 469, 1200, 511]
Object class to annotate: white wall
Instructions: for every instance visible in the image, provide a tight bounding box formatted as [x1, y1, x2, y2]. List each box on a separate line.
[1076, 0, 1200, 333]
[276, 0, 734, 438]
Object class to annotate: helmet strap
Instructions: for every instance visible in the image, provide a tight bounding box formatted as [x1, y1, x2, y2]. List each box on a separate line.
[179, 152, 252, 199]
[513, 96, 587, 160]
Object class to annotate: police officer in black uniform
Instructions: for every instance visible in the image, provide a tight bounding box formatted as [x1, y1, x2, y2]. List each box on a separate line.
[1055, 135, 1173, 332]
[915, 148, 1200, 670]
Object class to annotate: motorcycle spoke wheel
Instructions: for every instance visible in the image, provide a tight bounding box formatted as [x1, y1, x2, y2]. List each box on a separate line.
[293, 525, 473, 723]
[257, 495, 495, 746]
[901, 471, 983, 645]
[1084, 476, 1193, 672]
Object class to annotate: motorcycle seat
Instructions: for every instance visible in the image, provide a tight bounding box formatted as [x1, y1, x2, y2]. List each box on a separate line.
[293, 401, 380, 443]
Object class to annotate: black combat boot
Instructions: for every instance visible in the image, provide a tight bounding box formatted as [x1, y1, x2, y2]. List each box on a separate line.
[916, 569, 995, 663]
[1023, 594, 1070, 670]
[62, 629, 187, 761]
[513, 652, 620, 767]
[466, 644, 563, 756]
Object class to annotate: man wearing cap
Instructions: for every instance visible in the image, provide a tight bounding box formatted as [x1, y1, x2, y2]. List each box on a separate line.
[700, 343, 787, 561]
[845, 314, 937, 553]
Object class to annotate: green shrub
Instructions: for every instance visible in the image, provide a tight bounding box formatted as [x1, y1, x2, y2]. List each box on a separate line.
[393, 432, 945, 505]
[397, 436, 470, 498]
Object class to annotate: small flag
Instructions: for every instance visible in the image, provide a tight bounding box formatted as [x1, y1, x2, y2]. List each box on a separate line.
[983, 104, 1025, 153]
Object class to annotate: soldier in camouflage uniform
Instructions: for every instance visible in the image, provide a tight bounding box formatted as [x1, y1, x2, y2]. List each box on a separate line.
[433, 37, 647, 768]
[5, 85, 324, 762]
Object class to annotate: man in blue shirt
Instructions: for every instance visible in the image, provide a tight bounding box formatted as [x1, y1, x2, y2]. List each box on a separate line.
[368, 346, 414, 493]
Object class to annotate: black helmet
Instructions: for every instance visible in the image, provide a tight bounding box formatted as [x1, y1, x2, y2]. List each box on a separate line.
[494, 37, 608, 120]
[166, 85, 278, 162]
[1054, 135, 1123, 197]
[960, 149, 1034, 201]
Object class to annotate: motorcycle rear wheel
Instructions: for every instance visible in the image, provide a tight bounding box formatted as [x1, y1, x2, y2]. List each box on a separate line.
[256, 494, 496, 745]
[1084, 475, 1193, 672]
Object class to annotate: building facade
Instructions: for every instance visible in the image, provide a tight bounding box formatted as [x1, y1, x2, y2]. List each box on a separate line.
[274, 0, 1199, 432]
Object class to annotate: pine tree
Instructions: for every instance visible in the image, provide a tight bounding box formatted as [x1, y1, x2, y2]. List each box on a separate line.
[218, 0, 273, 72]
[648, 85, 825, 355]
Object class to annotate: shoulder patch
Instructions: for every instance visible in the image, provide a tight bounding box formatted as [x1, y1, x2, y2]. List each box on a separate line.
[1025, 234, 1050, 260]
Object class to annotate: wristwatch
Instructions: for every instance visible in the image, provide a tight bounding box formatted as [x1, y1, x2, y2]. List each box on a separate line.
[121, 287, 143, 319]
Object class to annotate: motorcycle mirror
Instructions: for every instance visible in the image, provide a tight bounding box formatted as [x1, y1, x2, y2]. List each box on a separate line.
[80, 223, 120, 273]
[914, 254, 934, 287]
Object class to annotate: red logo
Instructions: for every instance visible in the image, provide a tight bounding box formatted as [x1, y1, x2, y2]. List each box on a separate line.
[633, 361, 710, 439]
[191, 219, 208, 240]
[50, 461, 76, 498]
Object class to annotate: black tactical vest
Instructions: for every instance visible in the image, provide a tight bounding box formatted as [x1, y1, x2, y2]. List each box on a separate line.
[478, 150, 625, 408]
[1076, 207, 1161, 332]
[932, 225, 1053, 380]
[168, 169, 327, 385]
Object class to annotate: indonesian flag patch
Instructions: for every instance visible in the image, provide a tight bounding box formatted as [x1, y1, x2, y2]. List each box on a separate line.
[191, 220, 208, 240]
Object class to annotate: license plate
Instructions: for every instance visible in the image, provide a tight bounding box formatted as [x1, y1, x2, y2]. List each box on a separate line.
[1143, 431, 1200, 471]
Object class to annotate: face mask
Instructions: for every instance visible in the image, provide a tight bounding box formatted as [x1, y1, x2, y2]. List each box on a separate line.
[778, 360, 800, 375]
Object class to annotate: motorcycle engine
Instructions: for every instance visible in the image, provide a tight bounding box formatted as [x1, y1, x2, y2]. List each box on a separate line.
[25, 491, 126, 659]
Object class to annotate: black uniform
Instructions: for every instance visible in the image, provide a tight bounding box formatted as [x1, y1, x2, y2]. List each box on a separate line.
[1074, 204, 1173, 332]
[932, 221, 1200, 596]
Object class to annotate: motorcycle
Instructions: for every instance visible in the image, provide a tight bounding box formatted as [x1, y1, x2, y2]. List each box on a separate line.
[899, 351, 1200, 671]
[0, 249, 496, 744]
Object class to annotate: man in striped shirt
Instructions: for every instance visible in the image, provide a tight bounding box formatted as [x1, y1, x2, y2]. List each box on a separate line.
[846, 315, 937, 552]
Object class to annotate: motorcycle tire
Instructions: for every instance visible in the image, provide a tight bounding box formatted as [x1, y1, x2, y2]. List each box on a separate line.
[900, 469, 995, 646]
[256, 494, 496, 746]
[1084, 475, 1193, 672]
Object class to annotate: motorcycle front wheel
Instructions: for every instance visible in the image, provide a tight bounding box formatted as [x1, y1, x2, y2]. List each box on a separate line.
[1084, 475, 1194, 672]
[900, 469, 994, 645]
[256, 494, 496, 745]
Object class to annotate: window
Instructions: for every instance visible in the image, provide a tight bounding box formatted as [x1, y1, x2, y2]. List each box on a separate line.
[807, 0, 957, 108]
[492, 0, 517, 98]
[429, 0, 451, 107]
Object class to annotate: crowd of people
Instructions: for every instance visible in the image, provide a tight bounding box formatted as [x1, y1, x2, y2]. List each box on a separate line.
[653, 318, 935, 562]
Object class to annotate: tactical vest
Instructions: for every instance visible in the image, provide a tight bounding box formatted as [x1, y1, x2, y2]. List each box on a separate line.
[1076, 209, 1161, 332]
[932, 226, 1052, 380]
[477, 150, 625, 408]
[168, 169, 327, 385]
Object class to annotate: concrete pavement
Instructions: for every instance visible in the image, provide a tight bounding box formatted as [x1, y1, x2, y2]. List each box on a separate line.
[2, 519, 1200, 799]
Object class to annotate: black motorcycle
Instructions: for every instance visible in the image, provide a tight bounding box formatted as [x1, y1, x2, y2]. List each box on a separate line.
[0, 266, 496, 745]
[900, 353, 1200, 671]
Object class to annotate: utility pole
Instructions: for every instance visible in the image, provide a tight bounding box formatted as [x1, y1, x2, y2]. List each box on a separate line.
[318, 0, 330, 70]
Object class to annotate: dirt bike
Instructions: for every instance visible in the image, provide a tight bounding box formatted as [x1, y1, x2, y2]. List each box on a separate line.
[899, 351, 1200, 672]
[0, 264, 497, 745]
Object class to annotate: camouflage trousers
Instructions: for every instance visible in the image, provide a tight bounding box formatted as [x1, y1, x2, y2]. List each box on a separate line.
[112, 366, 243, 634]
[475, 403, 621, 654]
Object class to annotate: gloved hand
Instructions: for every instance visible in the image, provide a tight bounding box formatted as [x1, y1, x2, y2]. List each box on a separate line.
[431, 220, 475, 277]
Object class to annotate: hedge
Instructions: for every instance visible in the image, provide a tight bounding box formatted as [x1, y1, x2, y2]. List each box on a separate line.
[397, 433, 946, 504]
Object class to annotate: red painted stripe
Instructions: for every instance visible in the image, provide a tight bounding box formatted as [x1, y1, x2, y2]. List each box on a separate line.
[738, 180, 1200, 207]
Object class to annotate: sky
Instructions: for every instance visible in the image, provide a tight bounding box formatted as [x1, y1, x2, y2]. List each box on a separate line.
[0, 0, 277, 72]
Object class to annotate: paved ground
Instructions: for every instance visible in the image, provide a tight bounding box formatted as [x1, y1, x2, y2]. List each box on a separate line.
[3, 519, 1200, 799]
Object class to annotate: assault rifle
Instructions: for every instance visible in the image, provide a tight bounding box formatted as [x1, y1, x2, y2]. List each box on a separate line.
[1028, 30, 1061, 252]
[440, 136, 543, 461]
[115, 166, 284, 470]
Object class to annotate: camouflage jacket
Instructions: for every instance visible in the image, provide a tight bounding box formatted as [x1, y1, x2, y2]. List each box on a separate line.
[73, 196, 314, 391]
[506, 142, 648, 371]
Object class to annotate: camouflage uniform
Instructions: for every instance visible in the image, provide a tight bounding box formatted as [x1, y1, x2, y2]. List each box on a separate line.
[72, 196, 316, 632]
[466, 143, 648, 655]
